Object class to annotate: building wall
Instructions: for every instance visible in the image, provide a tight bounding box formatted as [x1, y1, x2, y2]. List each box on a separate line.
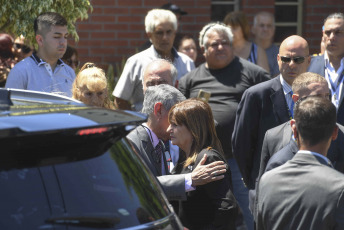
[74, 0, 343, 72]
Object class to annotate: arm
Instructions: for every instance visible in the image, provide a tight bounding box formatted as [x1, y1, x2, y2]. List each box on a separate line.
[114, 97, 132, 110]
[232, 89, 260, 189]
[257, 46, 270, 73]
[158, 154, 227, 201]
[201, 150, 238, 230]
[258, 131, 272, 180]
[5, 64, 27, 89]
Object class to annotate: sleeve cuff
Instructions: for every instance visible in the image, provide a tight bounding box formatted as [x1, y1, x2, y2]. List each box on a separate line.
[185, 173, 196, 192]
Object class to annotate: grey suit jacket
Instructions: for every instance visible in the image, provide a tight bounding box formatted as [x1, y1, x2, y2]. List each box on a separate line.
[256, 153, 344, 230]
[258, 121, 292, 180]
[127, 125, 186, 201]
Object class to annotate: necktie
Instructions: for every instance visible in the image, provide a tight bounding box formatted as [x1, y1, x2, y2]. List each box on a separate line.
[154, 141, 163, 175]
[289, 91, 294, 118]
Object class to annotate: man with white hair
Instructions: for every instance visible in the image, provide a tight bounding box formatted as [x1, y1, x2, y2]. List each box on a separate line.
[113, 9, 194, 111]
[179, 22, 270, 230]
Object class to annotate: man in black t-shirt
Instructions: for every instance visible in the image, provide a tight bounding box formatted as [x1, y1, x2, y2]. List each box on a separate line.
[179, 22, 270, 230]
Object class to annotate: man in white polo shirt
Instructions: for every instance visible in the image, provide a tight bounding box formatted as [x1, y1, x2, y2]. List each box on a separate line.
[6, 12, 75, 97]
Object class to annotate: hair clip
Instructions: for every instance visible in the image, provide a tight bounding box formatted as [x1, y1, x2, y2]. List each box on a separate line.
[86, 63, 95, 69]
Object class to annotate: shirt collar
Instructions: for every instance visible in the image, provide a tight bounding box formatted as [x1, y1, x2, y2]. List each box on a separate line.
[142, 123, 160, 147]
[324, 51, 344, 69]
[151, 45, 179, 61]
[30, 52, 64, 66]
[280, 75, 293, 94]
[298, 150, 332, 166]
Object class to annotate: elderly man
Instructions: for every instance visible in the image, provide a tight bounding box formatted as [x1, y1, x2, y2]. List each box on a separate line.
[113, 9, 194, 111]
[6, 12, 75, 97]
[308, 12, 344, 126]
[127, 84, 227, 201]
[251, 11, 279, 77]
[232, 35, 311, 191]
[256, 97, 344, 229]
[179, 22, 270, 230]
[142, 59, 178, 93]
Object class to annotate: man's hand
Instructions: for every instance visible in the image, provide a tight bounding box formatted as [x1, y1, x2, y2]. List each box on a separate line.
[191, 154, 227, 187]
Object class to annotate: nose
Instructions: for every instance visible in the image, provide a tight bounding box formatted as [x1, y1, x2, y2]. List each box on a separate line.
[167, 125, 172, 132]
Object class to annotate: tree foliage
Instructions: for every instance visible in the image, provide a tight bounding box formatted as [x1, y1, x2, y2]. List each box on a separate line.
[0, 0, 92, 45]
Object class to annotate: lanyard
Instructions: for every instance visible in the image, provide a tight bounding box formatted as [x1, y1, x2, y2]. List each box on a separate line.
[326, 67, 344, 103]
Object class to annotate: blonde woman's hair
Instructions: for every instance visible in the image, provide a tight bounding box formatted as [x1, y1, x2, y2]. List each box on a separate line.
[72, 62, 114, 109]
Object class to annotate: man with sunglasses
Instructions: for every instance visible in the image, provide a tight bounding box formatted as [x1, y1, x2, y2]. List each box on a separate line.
[232, 35, 311, 192]
[308, 13, 344, 126]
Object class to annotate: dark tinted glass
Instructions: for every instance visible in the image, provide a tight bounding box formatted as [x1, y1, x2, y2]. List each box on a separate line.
[275, 5, 298, 22]
[0, 168, 60, 229]
[211, 5, 234, 22]
[55, 139, 171, 228]
[275, 26, 297, 43]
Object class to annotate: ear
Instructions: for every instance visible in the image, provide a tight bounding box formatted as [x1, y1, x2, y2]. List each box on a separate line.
[153, 102, 163, 117]
[147, 32, 153, 41]
[174, 79, 179, 89]
[332, 125, 339, 141]
[292, 94, 299, 103]
[201, 46, 206, 57]
[36, 34, 43, 46]
[277, 53, 280, 62]
[290, 119, 297, 138]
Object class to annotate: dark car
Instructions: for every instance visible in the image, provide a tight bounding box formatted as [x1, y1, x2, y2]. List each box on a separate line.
[0, 88, 183, 229]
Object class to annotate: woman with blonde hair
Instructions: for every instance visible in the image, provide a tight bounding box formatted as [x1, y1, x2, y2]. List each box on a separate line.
[167, 98, 237, 230]
[72, 62, 114, 109]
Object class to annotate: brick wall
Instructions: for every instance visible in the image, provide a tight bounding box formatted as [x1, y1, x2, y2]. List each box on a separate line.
[74, 0, 343, 71]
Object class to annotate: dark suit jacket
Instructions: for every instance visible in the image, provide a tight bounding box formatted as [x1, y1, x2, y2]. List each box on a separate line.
[173, 148, 238, 230]
[256, 153, 344, 229]
[232, 75, 290, 189]
[127, 125, 186, 200]
[308, 55, 344, 126]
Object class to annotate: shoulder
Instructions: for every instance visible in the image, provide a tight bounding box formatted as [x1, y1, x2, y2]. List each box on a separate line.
[180, 64, 205, 81]
[243, 76, 279, 96]
[237, 57, 270, 75]
[266, 121, 289, 135]
[176, 51, 193, 64]
[196, 148, 225, 164]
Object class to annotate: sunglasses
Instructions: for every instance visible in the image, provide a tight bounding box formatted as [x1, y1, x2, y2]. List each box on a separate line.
[14, 43, 32, 54]
[280, 56, 309, 64]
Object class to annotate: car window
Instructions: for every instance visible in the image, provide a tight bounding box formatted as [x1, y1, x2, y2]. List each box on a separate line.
[54, 138, 170, 228]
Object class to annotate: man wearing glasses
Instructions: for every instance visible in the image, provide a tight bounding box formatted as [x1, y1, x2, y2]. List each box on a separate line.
[308, 13, 344, 126]
[232, 35, 310, 193]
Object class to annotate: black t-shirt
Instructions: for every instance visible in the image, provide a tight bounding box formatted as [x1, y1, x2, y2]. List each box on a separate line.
[179, 57, 270, 158]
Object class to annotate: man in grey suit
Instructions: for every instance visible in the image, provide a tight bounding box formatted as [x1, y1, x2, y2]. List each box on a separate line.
[127, 84, 227, 201]
[256, 97, 344, 229]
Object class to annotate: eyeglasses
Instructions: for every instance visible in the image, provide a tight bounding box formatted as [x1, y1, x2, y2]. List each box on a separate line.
[295, 94, 331, 106]
[280, 56, 309, 64]
[14, 43, 32, 54]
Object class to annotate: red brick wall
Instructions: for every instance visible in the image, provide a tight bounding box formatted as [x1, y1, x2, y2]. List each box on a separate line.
[74, 0, 343, 71]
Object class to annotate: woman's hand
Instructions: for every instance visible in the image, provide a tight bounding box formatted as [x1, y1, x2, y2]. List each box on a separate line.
[191, 154, 227, 186]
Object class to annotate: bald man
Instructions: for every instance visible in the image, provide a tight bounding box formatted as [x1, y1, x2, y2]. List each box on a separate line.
[232, 35, 311, 190]
[142, 59, 178, 93]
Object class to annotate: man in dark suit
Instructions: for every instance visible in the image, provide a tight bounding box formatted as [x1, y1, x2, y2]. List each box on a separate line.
[308, 13, 344, 126]
[256, 97, 344, 229]
[232, 35, 311, 190]
[127, 84, 227, 201]
[258, 72, 332, 178]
